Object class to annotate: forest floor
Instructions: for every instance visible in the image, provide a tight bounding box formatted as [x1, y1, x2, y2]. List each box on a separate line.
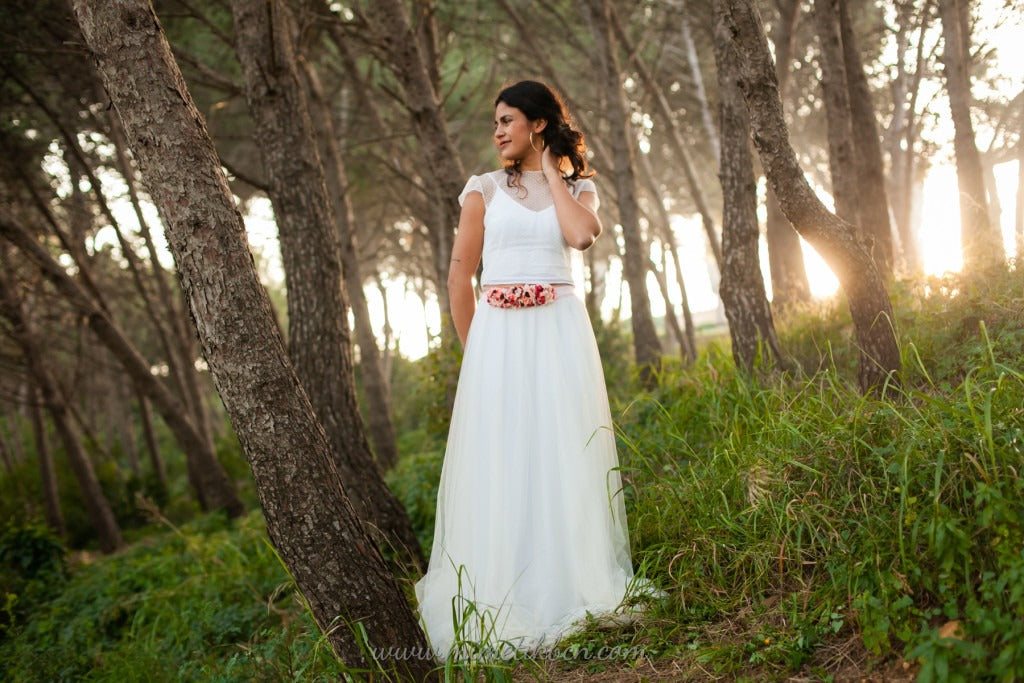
[1, 266, 1022, 682]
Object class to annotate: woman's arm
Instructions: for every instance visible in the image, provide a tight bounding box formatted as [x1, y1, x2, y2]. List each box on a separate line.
[542, 147, 602, 250]
[447, 191, 485, 347]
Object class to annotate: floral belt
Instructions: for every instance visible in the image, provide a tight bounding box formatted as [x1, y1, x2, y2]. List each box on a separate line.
[485, 284, 557, 309]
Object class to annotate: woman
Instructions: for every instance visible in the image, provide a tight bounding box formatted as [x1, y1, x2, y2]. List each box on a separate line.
[414, 80, 637, 661]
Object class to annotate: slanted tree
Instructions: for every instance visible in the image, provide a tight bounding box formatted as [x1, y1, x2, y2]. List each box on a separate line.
[763, 0, 812, 308]
[0, 262, 122, 553]
[228, 0, 419, 562]
[715, 0, 901, 393]
[68, 0, 436, 675]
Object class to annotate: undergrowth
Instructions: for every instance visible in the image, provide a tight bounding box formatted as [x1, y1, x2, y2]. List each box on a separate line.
[1, 267, 1021, 681]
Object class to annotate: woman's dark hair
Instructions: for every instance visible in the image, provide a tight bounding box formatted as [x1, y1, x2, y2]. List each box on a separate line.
[494, 80, 594, 184]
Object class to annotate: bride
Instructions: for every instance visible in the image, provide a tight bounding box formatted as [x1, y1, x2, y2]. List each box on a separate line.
[414, 79, 640, 662]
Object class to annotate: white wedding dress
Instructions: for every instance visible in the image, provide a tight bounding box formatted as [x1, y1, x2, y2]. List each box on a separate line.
[413, 169, 636, 662]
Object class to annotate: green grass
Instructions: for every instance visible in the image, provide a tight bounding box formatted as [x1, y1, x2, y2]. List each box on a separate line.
[1, 266, 1022, 681]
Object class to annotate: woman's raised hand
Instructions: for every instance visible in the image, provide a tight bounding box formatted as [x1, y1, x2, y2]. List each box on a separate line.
[541, 145, 563, 181]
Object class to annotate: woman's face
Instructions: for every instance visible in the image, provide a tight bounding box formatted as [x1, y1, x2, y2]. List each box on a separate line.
[493, 101, 542, 162]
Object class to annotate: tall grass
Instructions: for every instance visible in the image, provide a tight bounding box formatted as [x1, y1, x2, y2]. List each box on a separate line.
[603, 266, 1024, 679]
[1, 267, 1021, 681]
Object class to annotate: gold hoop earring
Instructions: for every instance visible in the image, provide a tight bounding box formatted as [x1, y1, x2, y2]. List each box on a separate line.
[529, 131, 544, 152]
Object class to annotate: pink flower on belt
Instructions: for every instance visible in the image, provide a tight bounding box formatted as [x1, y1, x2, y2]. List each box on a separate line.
[486, 284, 557, 309]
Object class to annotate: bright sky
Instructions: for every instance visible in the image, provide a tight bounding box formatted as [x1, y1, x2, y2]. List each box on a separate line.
[86, 1, 1022, 361]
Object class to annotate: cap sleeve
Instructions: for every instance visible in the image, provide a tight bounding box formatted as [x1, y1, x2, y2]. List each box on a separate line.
[572, 177, 599, 210]
[458, 174, 483, 207]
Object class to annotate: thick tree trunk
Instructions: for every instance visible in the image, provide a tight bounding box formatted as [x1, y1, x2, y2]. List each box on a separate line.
[814, 0, 861, 227]
[300, 60, 399, 472]
[714, 6, 785, 370]
[586, 0, 663, 382]
[229, 0, 420, 562]
[716, 0, 901, 394]
[107, 111, 217, 453]
[0, 268, 121, 553]
[937, 0, 1002, 268]
[764, 0, 812, 308]
[68, 1, 437, 674]
[838, 0, 895, 277]
[0, 217, 245, 518]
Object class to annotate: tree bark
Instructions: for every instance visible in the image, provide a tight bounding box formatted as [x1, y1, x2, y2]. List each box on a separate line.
[586, 0, 663, 382]
[713, 5, 785, 370]
[0, 216, 245, 518]
[0, 266, 121, 553]
[300, 59, 399, 472]
[937, 0, 1002, 268]
[68, 1, 436, 674]
[229, 0, 420, 561]
[764, 0, 812, 308]
[716, 0, 901, 393]
[107, 110, 217, 454]
[838, 0, 895, 277]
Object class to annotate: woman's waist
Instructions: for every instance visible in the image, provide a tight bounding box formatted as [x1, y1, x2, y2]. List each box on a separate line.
[478, 282, 575, 305]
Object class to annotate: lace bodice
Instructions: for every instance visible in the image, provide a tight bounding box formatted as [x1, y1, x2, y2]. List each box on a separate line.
[458, 169, 598, 286]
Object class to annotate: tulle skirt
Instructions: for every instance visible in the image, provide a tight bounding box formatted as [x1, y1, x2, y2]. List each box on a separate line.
[413, 285, 635, 662]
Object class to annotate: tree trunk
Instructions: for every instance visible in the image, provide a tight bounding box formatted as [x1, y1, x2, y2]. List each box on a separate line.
[680, 0, 720, 162]
[300, 59, 399, 472]
[0, 267, 121, 553]
[0, 217, 245, 518]
[0, 428, 13, 474]
[713, 5, 785, 371]
[937, 0, 1002, 269]
[28, 383, 66, 536]
[814, 0, 861, 227]
[716, 0, 901, 394]
[1017, 117, 1024, 260]
[638, 150, 697, 361]
[612, 5, 723, 269]
[69, 1, 437, 674]
[586, 0, 663, 383]
[229, 0, 421, 562]
[107, 110, 217, 454]
[136, 384, 168, 493]
[887, 0, 929, 275]
[764, 0, 812, 309]
[838, 0, 895, 277]
[369, 0, 465, 350]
